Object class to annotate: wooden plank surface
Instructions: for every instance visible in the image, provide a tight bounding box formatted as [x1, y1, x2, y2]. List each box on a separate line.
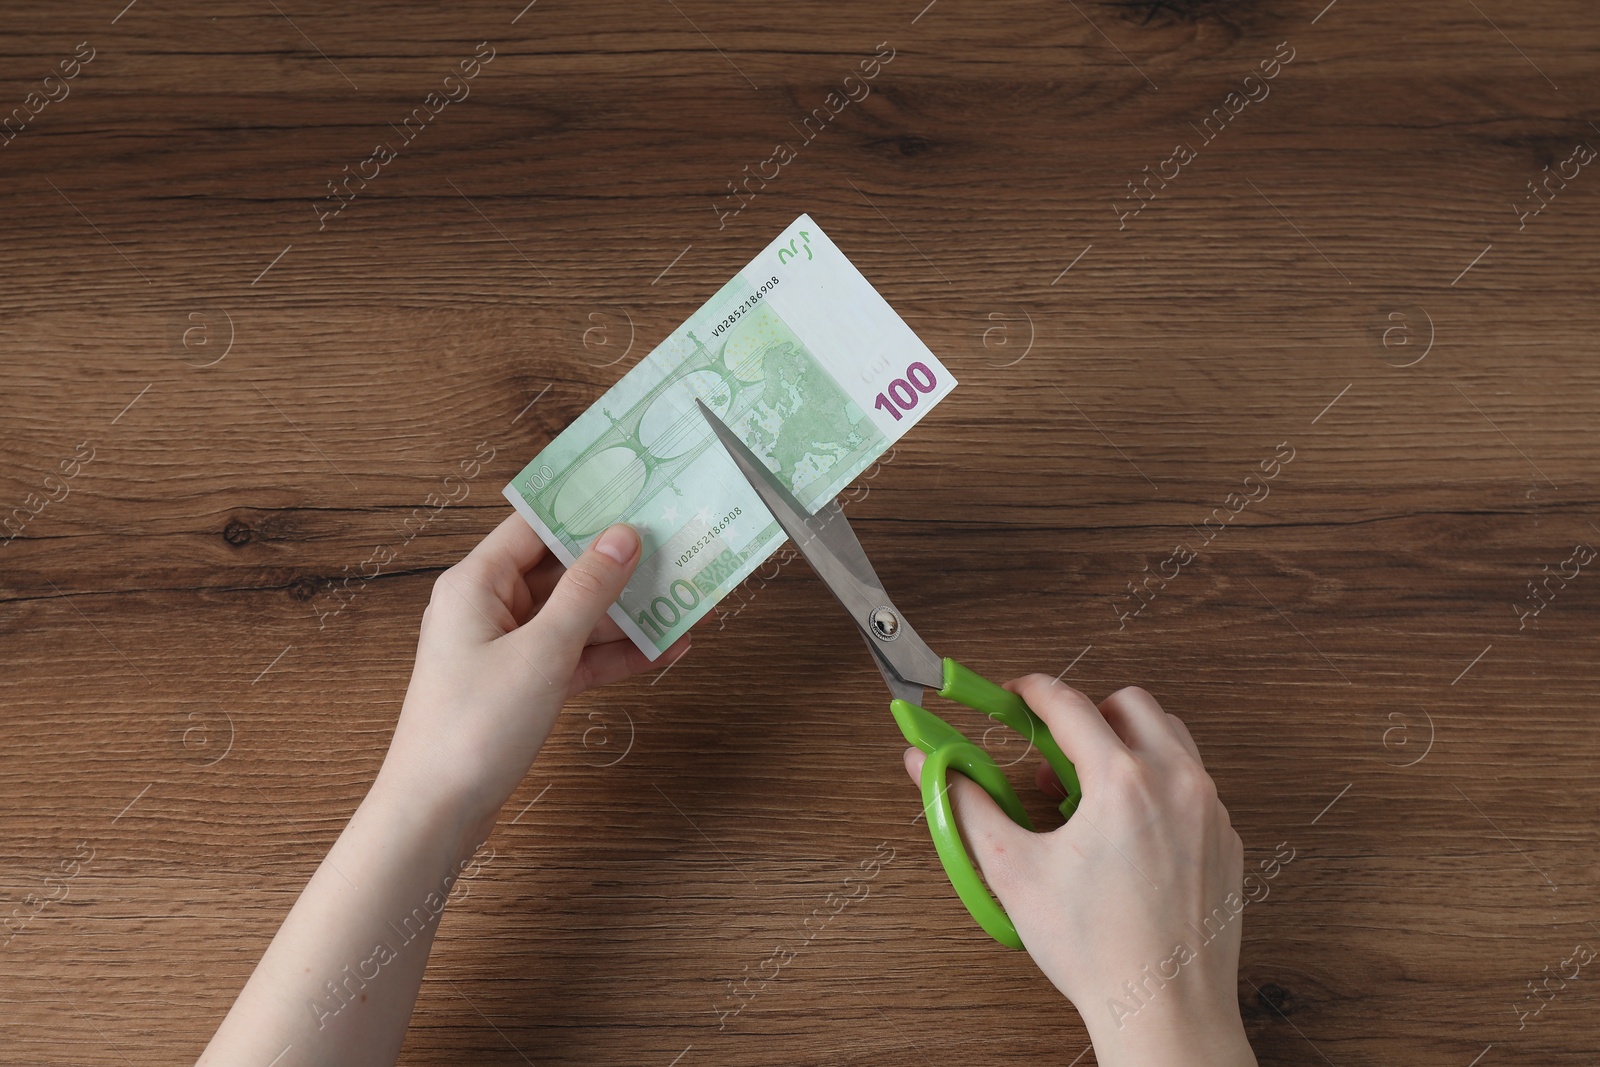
[3, 0, 1599, 1063]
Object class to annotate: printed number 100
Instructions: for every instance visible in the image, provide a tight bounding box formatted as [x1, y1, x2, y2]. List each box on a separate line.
[636, 578, 701, 639]
[872, 362, 938, 422]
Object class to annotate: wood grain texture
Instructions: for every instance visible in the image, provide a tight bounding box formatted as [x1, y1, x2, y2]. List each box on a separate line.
[2, 0, 1598, 1063]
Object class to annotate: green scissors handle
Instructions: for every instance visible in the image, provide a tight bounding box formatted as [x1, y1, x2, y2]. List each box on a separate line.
[890, 658, 1082, 950]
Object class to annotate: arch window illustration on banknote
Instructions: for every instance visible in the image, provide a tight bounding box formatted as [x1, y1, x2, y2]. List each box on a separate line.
[538, 300, 882, 547]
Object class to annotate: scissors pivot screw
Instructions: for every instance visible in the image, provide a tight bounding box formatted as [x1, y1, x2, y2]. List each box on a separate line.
[869, 606, 901, 641]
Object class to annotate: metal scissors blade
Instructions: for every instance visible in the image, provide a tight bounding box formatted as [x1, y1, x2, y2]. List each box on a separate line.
[695, 399, 944, 702]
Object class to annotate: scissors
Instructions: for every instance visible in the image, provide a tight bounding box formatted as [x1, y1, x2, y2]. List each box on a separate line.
[696, 399, 1083, 950]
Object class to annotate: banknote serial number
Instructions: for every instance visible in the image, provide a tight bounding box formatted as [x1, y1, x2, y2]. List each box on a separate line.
[640, 506, 743, 640]
[710, 278, 779, 337]
[675, 507, 742, 569]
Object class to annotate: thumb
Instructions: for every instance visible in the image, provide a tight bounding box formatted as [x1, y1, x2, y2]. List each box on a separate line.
[522, 522, 641, 655]
[901, 746, 1035, 900]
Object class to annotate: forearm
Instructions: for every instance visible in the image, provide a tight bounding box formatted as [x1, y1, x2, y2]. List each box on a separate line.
[197, 768, 481, 1067]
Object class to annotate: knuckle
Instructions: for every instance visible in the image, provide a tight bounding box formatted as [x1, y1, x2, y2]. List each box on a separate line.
[430, 565, 462, 602]
[559, 560, 611, 600]
[1039, 682, 1096, 716]
[1107, 684, 1159, 710]
[1022, 672, 1078, 699]
[1226, 830, 1245, 873]
[437, 557, 490, 593]
[1176, 766, 1219, 807]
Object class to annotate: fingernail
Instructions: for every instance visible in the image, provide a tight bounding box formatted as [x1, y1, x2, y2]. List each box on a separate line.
[594, 523, 638, 564]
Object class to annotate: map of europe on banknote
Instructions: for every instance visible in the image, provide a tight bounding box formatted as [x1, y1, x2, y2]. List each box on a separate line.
[503, 214, 956, 659]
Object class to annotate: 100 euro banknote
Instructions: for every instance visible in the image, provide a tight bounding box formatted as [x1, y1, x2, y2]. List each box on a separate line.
[503, 214, 955, 659]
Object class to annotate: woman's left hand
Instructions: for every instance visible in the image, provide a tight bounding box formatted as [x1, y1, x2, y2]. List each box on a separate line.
[378, 513, 689, 839]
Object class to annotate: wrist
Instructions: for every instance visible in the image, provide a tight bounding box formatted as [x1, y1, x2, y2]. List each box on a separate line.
[1083, 989, 1255, 1067]
[374, 689, 535, 842]
[367, 761, 490, 864]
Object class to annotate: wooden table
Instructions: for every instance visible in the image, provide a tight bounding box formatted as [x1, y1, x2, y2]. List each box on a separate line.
[3, 1, 1597, 1063]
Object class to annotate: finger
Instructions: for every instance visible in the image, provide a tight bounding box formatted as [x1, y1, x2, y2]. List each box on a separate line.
[1007, 674, 1128, 785]
[1098, 686, 1188, 761]
[1035, 759, 1067, 801]
[902, 747, 1035, 897]
[584, 614, 629, 646]
[427, 562, 517, 642]
[464, 511, 549, 576]
[514, 522, 641, 659]
[520, 538, 699, 654]
[1166, 713, 1204, 763]
[569, 634, 690, 699]
[439, 514, 547, 631]
[507, 567, 536, 625]
[523, 552, 565, 603]
[524, 555, 635, 644]
[901, 745, 921, 786]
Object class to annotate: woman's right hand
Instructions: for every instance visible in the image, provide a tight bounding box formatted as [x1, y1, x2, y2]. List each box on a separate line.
[901, 677, 1257, 1067]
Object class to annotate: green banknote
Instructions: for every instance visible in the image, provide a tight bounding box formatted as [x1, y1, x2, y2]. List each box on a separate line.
[503, 214, 956, 659]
